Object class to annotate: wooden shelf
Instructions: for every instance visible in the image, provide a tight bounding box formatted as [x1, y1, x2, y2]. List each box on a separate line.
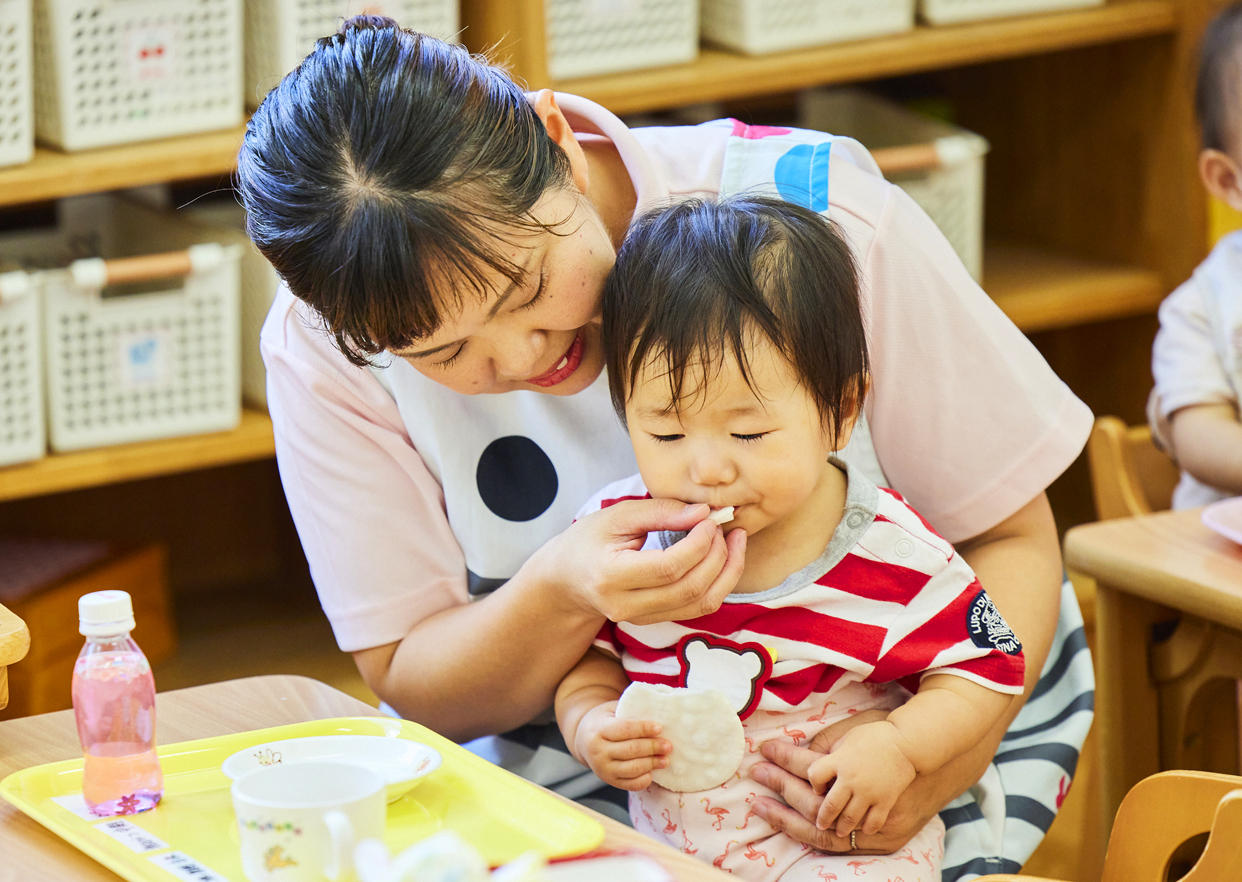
[984, 244, 1164, 333]
[0, 242, 1159, 504]
[0, 123, 247, 209]
[554, 1, 1178, 114]
[0, 408, 275, 503]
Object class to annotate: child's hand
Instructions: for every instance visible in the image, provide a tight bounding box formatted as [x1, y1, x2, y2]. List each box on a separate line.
[805, 721, 917, 837]
[574, 701, 672, 791]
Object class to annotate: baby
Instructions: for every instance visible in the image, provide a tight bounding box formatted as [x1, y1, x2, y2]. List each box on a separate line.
[1150, 2, 1242, 507]
[555, 196, 1025, 881]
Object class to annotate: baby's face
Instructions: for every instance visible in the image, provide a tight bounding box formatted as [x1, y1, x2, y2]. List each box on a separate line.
[625, 338, 841, 539]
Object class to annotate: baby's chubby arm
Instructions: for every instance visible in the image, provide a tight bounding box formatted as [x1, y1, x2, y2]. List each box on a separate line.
[555, 647, 672, 791]
[807, 674, 1012, 837]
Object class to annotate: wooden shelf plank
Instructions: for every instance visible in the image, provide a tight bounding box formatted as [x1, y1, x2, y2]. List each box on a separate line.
[0, 123, 247, 209]
[985, 244, 1164, 332]
[555, 1, 1178, 114]
[0, 408, 275, 503]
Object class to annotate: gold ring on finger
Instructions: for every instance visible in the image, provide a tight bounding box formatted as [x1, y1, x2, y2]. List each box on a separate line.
[850, 829, 857, 850]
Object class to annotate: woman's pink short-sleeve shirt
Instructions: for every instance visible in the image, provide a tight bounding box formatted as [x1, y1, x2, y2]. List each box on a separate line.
[261, 95, 1092, 652]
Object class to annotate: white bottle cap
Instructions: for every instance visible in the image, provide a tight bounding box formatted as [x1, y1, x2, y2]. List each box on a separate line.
[79, 590, 136, 637]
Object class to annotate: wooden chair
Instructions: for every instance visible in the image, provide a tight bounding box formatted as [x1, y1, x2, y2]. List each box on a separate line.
[976, 770, 1242, 882]
[0, 602, 30, 711]
[1086, 415, 1180, 521]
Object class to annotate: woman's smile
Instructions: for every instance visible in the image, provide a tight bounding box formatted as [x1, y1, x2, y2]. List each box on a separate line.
[529, 331, 586, 387]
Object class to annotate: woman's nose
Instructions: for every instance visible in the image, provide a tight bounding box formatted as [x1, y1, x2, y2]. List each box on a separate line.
[492, 331, 546, 380]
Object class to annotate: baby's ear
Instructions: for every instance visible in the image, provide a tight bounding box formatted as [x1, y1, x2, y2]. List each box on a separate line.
[1199, 149, 1242, 212]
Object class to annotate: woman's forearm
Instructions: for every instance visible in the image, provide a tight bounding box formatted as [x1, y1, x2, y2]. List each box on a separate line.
[354, 565, 604, 742]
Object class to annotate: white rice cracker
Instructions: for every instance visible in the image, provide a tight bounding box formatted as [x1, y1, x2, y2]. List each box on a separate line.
[707, 506, 735, 526]
[615, 682, 744, 792]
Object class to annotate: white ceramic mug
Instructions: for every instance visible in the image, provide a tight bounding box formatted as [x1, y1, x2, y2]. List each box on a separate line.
[231, 760, 387, 882]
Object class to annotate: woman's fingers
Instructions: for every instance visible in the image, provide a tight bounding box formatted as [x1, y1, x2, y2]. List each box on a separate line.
[748, 795, 853, 853]
[603, 497, 714, 542]
[627, 527, 746, 625]
[804, 709, 888, 753]
[756, 739, 834, 782]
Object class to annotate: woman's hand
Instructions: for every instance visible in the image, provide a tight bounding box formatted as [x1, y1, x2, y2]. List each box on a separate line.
[531, 498, 747, 625]
[747, 711, 961, 854]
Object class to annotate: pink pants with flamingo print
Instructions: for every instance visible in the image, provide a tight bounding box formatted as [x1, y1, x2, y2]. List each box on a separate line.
[629, 691, 944, 882]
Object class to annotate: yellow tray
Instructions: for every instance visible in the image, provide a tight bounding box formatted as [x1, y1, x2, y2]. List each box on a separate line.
[1, 716, 605, 882]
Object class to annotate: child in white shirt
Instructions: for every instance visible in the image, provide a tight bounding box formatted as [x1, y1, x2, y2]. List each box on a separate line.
[1151, 2, 1242, 507]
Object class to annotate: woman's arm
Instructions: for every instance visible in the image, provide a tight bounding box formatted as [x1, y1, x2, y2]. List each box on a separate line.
[1169, 402, 1242, 493]
[354, 498, 747, 741]
[748, 490, 1062, 852]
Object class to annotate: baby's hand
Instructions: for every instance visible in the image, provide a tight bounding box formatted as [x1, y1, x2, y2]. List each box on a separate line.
[805, 721, 917, 837]
[574, 702, 672, 791]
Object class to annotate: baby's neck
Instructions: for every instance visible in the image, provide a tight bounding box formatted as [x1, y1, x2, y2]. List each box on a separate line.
[731, 462, 850, 594]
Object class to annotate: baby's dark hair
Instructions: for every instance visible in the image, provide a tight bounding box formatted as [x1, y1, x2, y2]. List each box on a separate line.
[1197, 3, 1242, 153]
[603, 196, 868, 448]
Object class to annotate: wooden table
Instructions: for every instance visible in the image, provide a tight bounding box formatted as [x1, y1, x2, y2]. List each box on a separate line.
[1063, 508, 1242, 836]
[0, 602, 30, 710]
[0, 675, 727, 882]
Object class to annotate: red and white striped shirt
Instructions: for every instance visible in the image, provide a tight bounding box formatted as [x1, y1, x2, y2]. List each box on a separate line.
[585, 465, 1025, 720]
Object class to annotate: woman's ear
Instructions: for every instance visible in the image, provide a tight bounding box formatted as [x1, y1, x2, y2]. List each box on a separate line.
[530, 89, 590, 195]
[1200, 148, 1242, 211]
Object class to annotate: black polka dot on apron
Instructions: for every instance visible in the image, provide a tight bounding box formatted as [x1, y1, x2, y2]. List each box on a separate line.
[476, 436, 559, 521]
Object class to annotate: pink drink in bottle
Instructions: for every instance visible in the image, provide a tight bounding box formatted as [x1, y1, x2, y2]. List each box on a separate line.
[72, 590, 163, 816]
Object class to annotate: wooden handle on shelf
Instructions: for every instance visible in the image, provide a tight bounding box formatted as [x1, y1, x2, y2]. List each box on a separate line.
[870, 143, 942, 175]
[96, 250, 195, 285]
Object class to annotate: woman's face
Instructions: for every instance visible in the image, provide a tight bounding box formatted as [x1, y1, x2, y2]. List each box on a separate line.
[391, 187, 614, 396]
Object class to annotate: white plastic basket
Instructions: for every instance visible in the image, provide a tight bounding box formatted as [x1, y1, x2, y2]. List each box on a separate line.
[546, 0, 698, 80]
[245, 0, 458, 108]
[800, 88, 989, 280]
[701, 0, 913, 55]
[0, 273, 44, 467]
[0, 196, 242, 453]
[182, 200, 280, 409]
[920, 0, 1102, 25]
[0, 0, 33, 167]
[31, 0, 243, 151]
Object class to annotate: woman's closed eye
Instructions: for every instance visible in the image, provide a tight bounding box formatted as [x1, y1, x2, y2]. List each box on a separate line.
[517, 268, 546, 311]
[433, 343, 466, 369]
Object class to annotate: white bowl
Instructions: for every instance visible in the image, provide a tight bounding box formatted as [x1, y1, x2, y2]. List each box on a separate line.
[221, 735, 441, 803]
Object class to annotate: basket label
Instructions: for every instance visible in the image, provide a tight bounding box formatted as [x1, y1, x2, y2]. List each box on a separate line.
[95, 818, 170, 854]
[127, 26, 178, 81]
[149, 852, 228, 882]
[116, 329, 175, 390]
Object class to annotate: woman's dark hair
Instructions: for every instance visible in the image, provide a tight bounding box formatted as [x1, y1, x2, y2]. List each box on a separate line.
[603, 196, 868, 447]
[236, 15, 574, 366]
[1197, 3, 1242, 153]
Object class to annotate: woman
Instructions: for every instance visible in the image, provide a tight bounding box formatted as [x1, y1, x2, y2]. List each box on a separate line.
[237, 16, 1094, 879]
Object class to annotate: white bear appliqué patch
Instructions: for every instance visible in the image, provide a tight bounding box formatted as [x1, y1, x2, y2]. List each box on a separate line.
[676, 634, 773, 719]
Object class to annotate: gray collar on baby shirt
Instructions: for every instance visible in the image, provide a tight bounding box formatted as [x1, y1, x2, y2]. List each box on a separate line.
[656, 457, 879, 604]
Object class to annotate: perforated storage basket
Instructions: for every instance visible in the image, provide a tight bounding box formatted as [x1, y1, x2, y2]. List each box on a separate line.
[31, 0, 243, 151]
[0, 274, 44, 467]
[800, 88, 989, 280]
[182, 200, 280, 408]
[920, 0, 1102, 25]
[701, 0, 913, 54]
[545, 0, 698, 80]
[0, 0, 34, 167]
[245, 0, 458, 108]
[0, 196, 242, 453]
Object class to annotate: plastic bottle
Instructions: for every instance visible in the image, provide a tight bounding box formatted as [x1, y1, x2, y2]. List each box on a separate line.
[71, 590, 164, 815]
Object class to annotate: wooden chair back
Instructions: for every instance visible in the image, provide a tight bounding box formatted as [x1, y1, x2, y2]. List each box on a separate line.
[1087, 415, 1180, 520]
[976, 770, 1242, 882]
